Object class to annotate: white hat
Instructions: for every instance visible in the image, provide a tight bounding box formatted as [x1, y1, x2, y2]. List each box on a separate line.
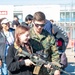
[1, 19, 9, 24]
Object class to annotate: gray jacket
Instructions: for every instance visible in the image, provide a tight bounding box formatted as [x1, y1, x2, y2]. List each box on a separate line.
[0, 31, 6, 62]
[0, 29, 14, 62]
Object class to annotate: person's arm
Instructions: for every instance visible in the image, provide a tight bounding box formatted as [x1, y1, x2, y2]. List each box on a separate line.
[6, 45, 35, 72]
[6, 45, 25, 72]
[49, 36, 60, 62]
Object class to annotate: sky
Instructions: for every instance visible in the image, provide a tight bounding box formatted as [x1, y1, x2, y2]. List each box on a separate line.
[0, 0, 75, 5]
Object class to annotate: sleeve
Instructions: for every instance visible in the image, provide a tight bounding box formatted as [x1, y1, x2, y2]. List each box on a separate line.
[49, 36, 60, 62]
[6, 45, 25, 72]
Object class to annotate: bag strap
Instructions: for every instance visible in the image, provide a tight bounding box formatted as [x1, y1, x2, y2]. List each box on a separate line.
[1, 32, 10, 46]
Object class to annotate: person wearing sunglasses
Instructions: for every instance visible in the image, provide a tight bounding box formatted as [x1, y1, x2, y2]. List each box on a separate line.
[29, 11, 61, 75]
[0, 18, 14, 75]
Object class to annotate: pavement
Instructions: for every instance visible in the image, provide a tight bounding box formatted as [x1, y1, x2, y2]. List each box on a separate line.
[63, 48, 75, 75]
[65, 48, 75, 63]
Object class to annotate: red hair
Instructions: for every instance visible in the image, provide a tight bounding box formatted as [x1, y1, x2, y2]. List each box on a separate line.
[15, 25, 30, 46]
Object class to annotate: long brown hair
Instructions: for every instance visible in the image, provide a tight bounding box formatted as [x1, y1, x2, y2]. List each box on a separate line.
[15, 25, 30, 46]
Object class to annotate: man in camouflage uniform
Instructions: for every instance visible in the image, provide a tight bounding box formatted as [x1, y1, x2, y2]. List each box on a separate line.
[29, 11, 60, 75]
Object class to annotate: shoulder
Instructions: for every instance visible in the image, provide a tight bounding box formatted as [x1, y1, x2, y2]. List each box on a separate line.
[30, 27, 35, 36]
[45, 20, 52, 25]
[42, 29, 51, 36]
[0, 31, 5, 38]
[42, 29, 55, 43]
[9, 28, 15, 36]
[9, 44, 14, 50]
[12, 20, 16, 24]
[8, 44, 16, 54]
[44, 20, 52, 27]
[12, 20, 16, 23]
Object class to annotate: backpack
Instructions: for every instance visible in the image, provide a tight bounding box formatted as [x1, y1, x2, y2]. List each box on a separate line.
[53, 24, 69, 51]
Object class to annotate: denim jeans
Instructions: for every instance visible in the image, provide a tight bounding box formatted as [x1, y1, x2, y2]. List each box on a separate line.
[1, 62, 8, 75]
[0, 67, 2, 75]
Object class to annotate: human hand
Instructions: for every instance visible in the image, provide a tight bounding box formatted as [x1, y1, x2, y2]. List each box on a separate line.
[54, 70, 60, 75]
[24, 59, 35, 66]
[44, 63, 53, 69]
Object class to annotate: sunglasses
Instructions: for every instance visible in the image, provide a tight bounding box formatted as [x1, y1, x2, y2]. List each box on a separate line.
[34, 23, 45, 27]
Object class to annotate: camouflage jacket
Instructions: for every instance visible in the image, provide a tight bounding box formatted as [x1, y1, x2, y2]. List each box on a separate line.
[30, 28, 60, 62]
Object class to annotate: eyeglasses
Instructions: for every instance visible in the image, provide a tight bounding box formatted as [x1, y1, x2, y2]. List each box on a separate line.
[34, 23, 45, 27]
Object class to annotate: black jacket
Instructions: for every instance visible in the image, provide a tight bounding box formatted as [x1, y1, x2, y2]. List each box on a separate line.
[6, 44, 34, 75]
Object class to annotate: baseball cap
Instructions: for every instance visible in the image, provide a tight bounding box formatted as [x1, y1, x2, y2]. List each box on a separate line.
[1, 18, 9, 24]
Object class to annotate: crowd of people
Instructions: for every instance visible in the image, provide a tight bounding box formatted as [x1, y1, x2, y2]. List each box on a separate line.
[0, 11, 69, 75]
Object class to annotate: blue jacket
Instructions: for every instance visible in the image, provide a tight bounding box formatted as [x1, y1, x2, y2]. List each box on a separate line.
[44, 20, 53, 35]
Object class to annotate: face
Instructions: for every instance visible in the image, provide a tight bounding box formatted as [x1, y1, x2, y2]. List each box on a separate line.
[33, 20, 45, 33]
[19, 31, 30, 44]
[27, 20, 32, 24]
[14, 17, 18, 21]
[2, 22, 10, 31]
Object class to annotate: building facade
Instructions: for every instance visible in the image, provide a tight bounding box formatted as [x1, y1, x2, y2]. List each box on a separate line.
[0, 5, 75, 48]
